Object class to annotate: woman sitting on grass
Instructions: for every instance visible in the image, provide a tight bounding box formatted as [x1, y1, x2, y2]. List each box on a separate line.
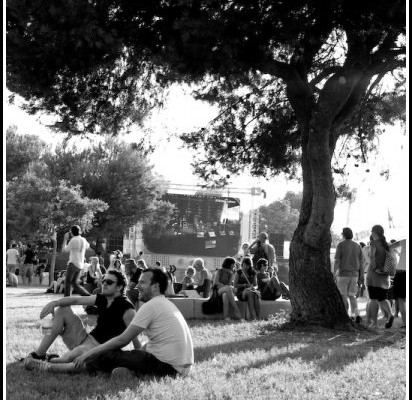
[84, 256, 103, 293]
[45, 271, 66, 294]
[213, 257, 243, 321]
[234, 257, 260, 320]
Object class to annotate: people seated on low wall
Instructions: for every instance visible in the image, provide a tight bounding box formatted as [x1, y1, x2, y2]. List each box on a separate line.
[193, 258, 212, 298]
[256, 258, 290, 300]
[212, 257, 243, 321]
[234, 257, 261, 320]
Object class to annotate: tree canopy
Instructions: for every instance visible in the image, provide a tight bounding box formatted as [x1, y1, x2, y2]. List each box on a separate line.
[41, 137, 167, 249]
[6, 125, 49, 181]
[6, 0, 406, 327]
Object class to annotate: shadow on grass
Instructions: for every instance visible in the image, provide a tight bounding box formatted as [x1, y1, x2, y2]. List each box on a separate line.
[194, 322, 406, 374]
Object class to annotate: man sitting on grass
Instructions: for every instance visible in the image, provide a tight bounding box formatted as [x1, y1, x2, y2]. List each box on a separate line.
[26, 269, 194, 379]
[23, 270, 138, 370]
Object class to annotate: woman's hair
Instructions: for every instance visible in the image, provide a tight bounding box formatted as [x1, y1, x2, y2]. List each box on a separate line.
[185, 266, 195, 276]
[371, 224, 390, 251]
[89, 256, 99, 265]
[113, 259, 123, 268]
[127, 259, 138, 269]
[137, 259, 147, 269]
[221, 257, 236, 270]
[192, 258, 204, 270]
[241, 256, 253, 273]
[256, 258, 268, 270]
[104, 270, 127, 295]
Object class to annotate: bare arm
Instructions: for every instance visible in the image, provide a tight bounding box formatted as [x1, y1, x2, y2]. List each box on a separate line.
[61, 232, 70, 253]
[122, 308, 142, 350]
[212, 270, 221, 288]
[40, 295, 97, 319]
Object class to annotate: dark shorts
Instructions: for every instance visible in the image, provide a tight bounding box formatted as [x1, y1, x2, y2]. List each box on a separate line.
[393, 271, 406, 299]
[85, 349, 177, 377]
[368, 286, 389, 302]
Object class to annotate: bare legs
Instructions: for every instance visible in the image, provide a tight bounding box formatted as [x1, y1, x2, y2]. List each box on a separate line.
[368, 299, 394, 328]
[218, 286, 242, 320]
[398, 298, 406, 326]
[244, 291, 260, 320]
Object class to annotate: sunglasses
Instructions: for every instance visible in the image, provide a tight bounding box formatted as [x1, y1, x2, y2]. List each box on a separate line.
[102, 279, 116, 286]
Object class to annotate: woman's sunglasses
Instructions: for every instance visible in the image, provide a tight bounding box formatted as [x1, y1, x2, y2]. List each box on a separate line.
[102, 279, 116, 286]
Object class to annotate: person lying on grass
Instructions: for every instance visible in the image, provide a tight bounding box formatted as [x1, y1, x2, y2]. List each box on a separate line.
[25, 268, 194, 379]
[23, 270, 138, 369]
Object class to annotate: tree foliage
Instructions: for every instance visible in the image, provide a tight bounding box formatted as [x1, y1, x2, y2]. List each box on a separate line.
[6, 171, 107, 243]
[6, 0, 406, 327]
[6, 125, 48, 181]
[259, 192, 302, 241]
[41, 137, 167, 243]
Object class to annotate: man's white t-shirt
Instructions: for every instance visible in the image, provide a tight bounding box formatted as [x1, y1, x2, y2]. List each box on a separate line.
[63, 236, 89, 269]
[6, 248, 20, 265]
[131, 295, 194, 374]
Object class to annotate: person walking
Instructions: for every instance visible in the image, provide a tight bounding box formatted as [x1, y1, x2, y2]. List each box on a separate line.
[21, 243, 37, 286]
[334, 227, 365, 323]
[6, 243, 21, 279]
[366, 225, 395, 328]
[62, 225, 91, 297]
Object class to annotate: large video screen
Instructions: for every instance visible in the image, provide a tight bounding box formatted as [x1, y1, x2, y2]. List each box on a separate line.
[143, 193, 241, 257]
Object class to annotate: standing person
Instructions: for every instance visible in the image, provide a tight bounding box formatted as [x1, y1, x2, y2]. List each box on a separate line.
[234, 257, 260, 320]
[46, 269, 194, 378]
[391, 239, 406, 328]
[366, 225, 395, 329]
[213, 257, 243, 321]
[249, 232, 276, 270]
[6, 243, 21, 278]
[23, 270, 138, 372]
[334, 227, 365, 323]
[21, 244, 36, 286]
[62, 225, 91, 297]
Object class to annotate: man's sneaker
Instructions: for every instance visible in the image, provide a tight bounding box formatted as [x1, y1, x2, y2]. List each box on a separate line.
[23, 357, 50, 372]
[46, 353, 59, 361]
[355, 316, 362, 324]
[385, 315, 395, 329]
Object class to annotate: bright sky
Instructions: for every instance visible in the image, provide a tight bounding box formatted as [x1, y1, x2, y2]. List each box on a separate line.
[3, 85, 408, 237]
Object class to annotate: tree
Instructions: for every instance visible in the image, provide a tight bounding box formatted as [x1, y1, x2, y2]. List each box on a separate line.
[6, 171, 108, 283]
[6, 1, 406, 327]
[6, 125, 48, 181]
[41, 137, 167, 252]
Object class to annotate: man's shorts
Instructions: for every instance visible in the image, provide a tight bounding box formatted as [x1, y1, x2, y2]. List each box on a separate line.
[60, 311, 100, 351]
[336, 276, 358, 296]
[22, 264, 34, 277]
[6, 264, 17, 274]
[393, 271, 406, 299]
[368, 286, 389, 302]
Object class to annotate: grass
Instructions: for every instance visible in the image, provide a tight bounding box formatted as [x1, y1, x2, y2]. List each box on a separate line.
[6, 287, 407, 400]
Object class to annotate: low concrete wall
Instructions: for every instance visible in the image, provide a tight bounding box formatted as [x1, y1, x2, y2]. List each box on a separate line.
[168, 297, 291, 320]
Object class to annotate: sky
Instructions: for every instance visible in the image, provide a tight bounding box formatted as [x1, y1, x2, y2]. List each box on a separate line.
[3, 85, 408, 238]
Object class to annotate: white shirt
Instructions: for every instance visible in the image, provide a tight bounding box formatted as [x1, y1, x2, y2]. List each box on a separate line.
[6, 248, 20, 265]
[62, 236, 89, 269]
[131, 295, 194, 374]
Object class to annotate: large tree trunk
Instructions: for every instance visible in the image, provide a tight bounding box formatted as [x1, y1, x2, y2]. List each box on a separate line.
[289, 118, 351, 328]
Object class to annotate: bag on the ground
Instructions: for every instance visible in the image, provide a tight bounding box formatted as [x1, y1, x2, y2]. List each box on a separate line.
[202, 287, 223, 314]
[252, 243, 268, 267]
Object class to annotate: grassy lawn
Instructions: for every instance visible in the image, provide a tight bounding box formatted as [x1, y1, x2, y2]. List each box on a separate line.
[5, 287, 407, 400]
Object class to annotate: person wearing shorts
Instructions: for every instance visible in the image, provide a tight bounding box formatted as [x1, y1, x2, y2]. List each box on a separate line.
[334, 227, 365, 323]
[6, 243, 20, 275]
[391, 239, 406, 328]
[23, 270, 139, 372]
[21, 244, 36, 285]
